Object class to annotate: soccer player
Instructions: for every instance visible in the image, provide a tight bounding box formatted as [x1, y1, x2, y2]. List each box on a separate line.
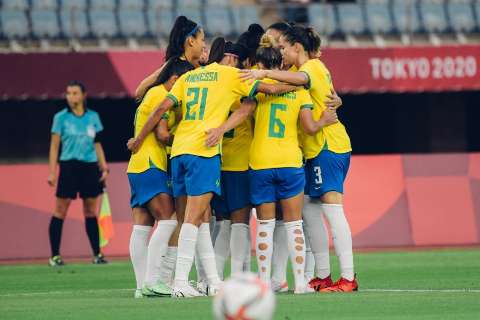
[240, 25, 358, 292]
[47, 81, 108, 266]
[127, 58, 194, 298]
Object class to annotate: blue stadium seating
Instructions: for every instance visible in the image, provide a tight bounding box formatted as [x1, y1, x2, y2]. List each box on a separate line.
[147, 0, 173, 9]
[146, 7, 174, 37]
[60, 8, 89, 38]
[308, 3, 337, 36]
[119, 0, 145, 9]
[176, 6, 203, 26]
[391, 0, 421, 33]
[60, 0, 87, 10]
[447, 0, 476, 33]
[419, 0, 448, 33]
[337, 3, 366, 35]
[205, 6, 232, 36]
[90, 0, 116, 10]
[31, 9, 60, 38]
[2, 0, 29, 10]
[177, 0, 201, 9]
[364, 0, 393, 34]
[232, 5, 260, 35]
[32, 0, 58, 10]
[0, 9, 29, 38]
[118, 9, 147, 37]
[475, 0, 480, 30]
[89, 9, 118, 38]
[206, 0, 231, 6]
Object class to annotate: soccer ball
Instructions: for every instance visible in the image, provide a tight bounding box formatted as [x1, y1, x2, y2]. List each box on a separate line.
[213, 272, 276, 320]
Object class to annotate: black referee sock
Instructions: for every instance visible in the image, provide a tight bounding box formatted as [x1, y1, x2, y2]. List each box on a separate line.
[85, 217, 100, 256]
[49, 216, 64, 257]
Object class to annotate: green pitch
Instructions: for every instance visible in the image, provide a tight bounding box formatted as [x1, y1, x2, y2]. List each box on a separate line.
[1, 248, 480, 320]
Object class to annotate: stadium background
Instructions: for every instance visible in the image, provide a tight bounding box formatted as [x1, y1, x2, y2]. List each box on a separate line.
[1, 0, 480, 261]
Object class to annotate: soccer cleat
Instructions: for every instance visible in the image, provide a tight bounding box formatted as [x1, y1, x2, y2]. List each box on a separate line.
[48, 255, 65, 267]
[271, 280, 289, 293]
[134, 289, 144, 299]
[195, 280, 208, 295]
[142, 282, 172, 297]
[320, 275, 359, 293]
[92, 253, 108, 265]
[172, 283, 205, 298]
[206, 282, 223, 296]
[308, 275, 333, 292]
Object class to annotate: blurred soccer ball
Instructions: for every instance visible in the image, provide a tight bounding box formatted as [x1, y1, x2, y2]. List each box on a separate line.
[213, 272, 276, 320]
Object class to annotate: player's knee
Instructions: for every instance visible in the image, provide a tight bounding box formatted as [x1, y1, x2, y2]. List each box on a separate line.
[321, 191, 343, 204]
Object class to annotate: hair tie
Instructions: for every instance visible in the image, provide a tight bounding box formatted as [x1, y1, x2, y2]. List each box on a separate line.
[185, 25, 200, 39]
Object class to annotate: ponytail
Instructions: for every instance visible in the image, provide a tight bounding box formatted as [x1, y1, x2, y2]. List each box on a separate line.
[165, 16, 201, 60]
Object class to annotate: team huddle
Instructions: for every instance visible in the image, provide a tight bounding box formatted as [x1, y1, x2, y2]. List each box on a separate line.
[126, 15, 357, 298]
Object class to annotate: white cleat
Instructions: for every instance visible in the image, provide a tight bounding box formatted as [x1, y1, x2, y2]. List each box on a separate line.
[271, 280, 289, 293]
[195, 280, 208, 295]
[172, 283, 205, 298]
[206, 282, 223, 296]
[134, 289, 143, 298]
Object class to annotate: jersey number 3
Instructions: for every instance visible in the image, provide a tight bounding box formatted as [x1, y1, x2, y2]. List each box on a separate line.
[185, 87, 208, 120]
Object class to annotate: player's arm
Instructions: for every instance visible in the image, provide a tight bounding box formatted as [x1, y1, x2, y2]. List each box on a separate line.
[155, 118, 173, 146]
[94, 141, 109, 182]
[300, 107, 338, 136]
[255, 82, 299, 95]
[48, 133, 60, 187]
[205, 99, 257, 148]
[240, 69, 308, 86]
[127, 98, 174, 153]
[134, 64, 167, 100]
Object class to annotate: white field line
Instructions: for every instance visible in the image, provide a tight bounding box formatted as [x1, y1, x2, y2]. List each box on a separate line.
[1, 288, 480, 298]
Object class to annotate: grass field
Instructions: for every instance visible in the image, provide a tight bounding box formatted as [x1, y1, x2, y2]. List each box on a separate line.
[1, 248, 480, 320]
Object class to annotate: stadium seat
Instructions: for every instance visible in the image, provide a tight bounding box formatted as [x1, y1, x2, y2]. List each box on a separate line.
[307, 3, 337, 36]
[60, 0, 87, 10]
[177, 0, 201, 8]
[175, 7, 203, 26]
[419, 0, 448, 33]
[391, 0, 421, 33]
[118, 9, 147, 37]
[147, 0, 173, 9]
[232, 5, 260, 35]
[31, 9, 60, 38]
[90, 0, 116, 10]
[147, 7, 174, 37]
[337, 3, 366, 35]
[474, 1, 480, 30]
[32, 0, 58, 10]
[89, 9, 118, 38]
[206, 0, 231, 6]
[1, 0, 29, 10]
[0, 9, 29, 38]
[205, 6, 232, 36]
[364, 0, 393, 34]
[60, 8, 89, 38]
[119, 0, 144, 9]
[447, 0, 476, 33]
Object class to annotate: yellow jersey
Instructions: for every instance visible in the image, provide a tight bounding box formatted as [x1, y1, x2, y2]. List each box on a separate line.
[127, 85, 168, 173]
[299, 59, 352, 158]
[167, 63, 258, 159]
[249, 79, 313, 170]
[221, 99, 253, 171]
[162, 109, 179, 155]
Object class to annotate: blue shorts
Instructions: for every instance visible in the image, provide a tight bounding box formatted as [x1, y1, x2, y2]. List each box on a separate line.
[304, 150, 351, 198]
[211, 171, 251, 219]
[128, 167, 172, 208]
[249, 167, 305, 206]
[171, 154, 221, 197]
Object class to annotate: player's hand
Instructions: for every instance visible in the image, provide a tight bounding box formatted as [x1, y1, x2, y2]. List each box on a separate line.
[47, 173, 57, 187]
[205, 127, 224, 148]
[239, 69, 267, 83]
[325, 89, 342, 109]
[99, 169, 109, 183]
[319, 107, 338, 127]
[127, 138, 141, 153]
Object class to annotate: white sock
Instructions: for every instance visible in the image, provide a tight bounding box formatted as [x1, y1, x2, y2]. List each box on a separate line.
[255, 219, 275, 284]
[271, 220, 289, 284]
[284, 220, 306, 291]
[322, 204, 354, 281]
[214, 219, 231, 280]
[210, 215, 219, 242]
[197, 223, 221, 286]
[243, 227, 251, 272]
[304, 231, 315, 282]
[144, 220, 177, 286]
[129, 225, 151, 289]
[159, 246, 177, 286]
[174, 223, 199, 288]
[303, 198, 331, 279]
[230, 223, 249, 275]
[195, 253, 207, 284]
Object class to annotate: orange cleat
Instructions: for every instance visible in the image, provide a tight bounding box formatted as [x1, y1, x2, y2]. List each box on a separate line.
[320, 275, 358, 292]
[308, 275, 333, 292]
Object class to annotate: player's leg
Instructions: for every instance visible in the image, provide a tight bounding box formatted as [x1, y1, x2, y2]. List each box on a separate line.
[230, 206, 251, 275]
[211, 189, 230, 280]
[271, 206, 289, 293]
[158, 217, 180, 287]
[317, 151, 357, 292]
[48, 197, 71, 266]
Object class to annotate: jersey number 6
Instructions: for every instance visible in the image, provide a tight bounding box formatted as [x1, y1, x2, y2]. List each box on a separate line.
[268, 103, 286, 138]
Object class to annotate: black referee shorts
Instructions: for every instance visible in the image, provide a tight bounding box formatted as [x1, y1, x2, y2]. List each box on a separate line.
[56, 160, 104, 199]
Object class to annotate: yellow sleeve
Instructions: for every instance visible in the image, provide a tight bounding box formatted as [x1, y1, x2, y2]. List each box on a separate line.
[297, 88, 314, 110]
[230, 68, 259, 98]
[166, 74, 185, 107]
[299, 61, 315, 90]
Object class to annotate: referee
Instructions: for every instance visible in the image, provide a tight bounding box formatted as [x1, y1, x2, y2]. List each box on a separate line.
[47, 81, 109, 266]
